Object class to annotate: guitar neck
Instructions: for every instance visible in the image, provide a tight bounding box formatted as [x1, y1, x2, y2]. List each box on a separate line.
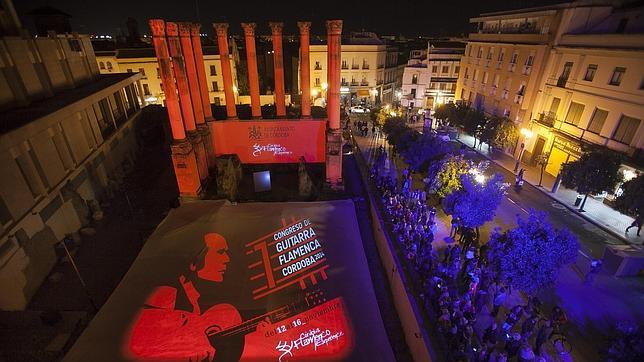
[214, 305, 295, 338]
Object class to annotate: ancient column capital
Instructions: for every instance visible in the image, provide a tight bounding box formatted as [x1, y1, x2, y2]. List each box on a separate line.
[269, 22, 284, 35]
[213, 23, 229, 36]
[326, 20, 343, 35]
[241, 22, 256, 37]
[297, 21, 311, 35]
[149, 19, 165, 37]
[166, 22, 179, 37]
[190, 23, 201, 37]
[178, 22, 192, 37]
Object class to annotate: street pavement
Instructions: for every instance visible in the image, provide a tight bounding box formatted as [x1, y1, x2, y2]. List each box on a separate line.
[349, 113, 644, 361]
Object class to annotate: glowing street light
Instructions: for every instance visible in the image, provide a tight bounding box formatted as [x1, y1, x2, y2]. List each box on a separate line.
[384, 104, 391, 110]
[475, 174, 486, 184]
[520, 128, 533, 138]
[514, 127, 534, 172]
[311, 88, 319, 97]
[321, 82, 328, 91]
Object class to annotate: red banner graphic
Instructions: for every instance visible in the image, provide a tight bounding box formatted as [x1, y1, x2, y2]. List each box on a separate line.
[210, 120, 327, 164]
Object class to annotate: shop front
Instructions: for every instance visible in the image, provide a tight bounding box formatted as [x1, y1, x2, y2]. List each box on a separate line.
[545, 134, 582, 177]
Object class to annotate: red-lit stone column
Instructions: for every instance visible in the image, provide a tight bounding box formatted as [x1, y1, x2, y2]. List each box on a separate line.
[213, 23, 237, 119]
[241, 22, 261, 119]
[178, 22, 209, 181]
[189, 23, 217, 170]
[326, 20, 343, 190]
[167, 22, 208, 190]
[149, 19, 201, 199]
[269, 22, 286, 117]
[297, 21, 312, 118]
[149, 19, 185, 141]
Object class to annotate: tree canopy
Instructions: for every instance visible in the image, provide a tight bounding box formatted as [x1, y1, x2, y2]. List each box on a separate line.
[614, 174, 644, 216]
[488, 210, 578, 295]
[426, 154, 471, 198]
[402, 133, 452, 173]
[480, 116, 519, 150]
[442, 172, 507, 228]
[560, 147, 623, 196]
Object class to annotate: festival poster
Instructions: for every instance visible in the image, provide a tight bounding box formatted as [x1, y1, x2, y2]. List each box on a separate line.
[63, 200, 394, 362]
[210, 120, 327, 164]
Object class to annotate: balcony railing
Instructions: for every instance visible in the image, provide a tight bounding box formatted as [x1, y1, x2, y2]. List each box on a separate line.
[537, 112, 556, 127]
[362, 65, 369, 69]
[557, 77, 568, 88]
[514, 94, 524, 104]
[360, 81, 369, 86]
[341, 64, 349, 69]
[490, 85, 497, 95]
[351, 65, 359, 69]
[315, 65, 322, 70]
[502, 89, 509, 100]
[341, 81, 349, 86]
[522, 65, 532, 75]
[350, 81, 359, 86]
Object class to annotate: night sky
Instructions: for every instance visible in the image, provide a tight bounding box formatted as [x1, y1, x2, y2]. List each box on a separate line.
[15, 0, 564, 37]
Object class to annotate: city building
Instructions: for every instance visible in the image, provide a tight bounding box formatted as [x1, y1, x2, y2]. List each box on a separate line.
[306, 32, 399, 107]
[95, 45, 240, 107]
[401, 41, 465, 110]
[455, 6, 555, 126]
[0, 2, 144, 310]
[529, 2, 643, 186]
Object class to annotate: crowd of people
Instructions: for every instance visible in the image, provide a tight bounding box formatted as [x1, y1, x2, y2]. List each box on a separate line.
[370, 160, 574, 362]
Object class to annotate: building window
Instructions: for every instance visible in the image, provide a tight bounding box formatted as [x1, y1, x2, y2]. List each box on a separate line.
[156, 67, 160, 78]
[493, 74, 500, 87]
[517, 83, 525, 96]
[362, 59, 369, 69]
[468, 45, 473, 57]
[139, 68, 146, 78]
[473, 69, 479, 82]
[486, 48, 493, 60]
[525, 55, 534, 66]
[342, 59, 348, 69]
[411, 88, 416, 98]
[482, 72, 488, 84]
[609, 67, 625, 86]
[558, 62, 573, 87]
[442, 65, 449, 73]
[460, 88, 465, 99]
[143, 84, 150, 95]
[612, 115, 640, 144]
[454, 66, 460, 74]
[68, 39, 82, 52]
[106, 61, 113, 70]
[498, 49, 505, 61]
[412, 74, 418, 84]
[315, 77, 320, 86]
[510, 52, 518, 64]
[584, 64, 597, 81]
[210, 65, 217, 76]
[464, 67, 469, 79]
[432, 65, 438, 73]
[564, 102, 585, 126]
[477, 47, 483, 58]
[212, 81, 219, 91]
[315, 61, 322, 70]
[126, 68, 133, 73]
[586, 108, 608, 134]
[214, 97, 221, 105]
[99, 61, 105, 70]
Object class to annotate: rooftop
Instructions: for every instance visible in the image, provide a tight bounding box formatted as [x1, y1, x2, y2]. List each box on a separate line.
[0, 73, 136, 135]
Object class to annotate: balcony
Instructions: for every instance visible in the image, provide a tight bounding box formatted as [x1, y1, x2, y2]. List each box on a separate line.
[557, 77, 568, 88]
[341, 81, 349, 86]
[341, 64, 349, 70]
[351, 65, 359, 69]
[485, 59, 490, 68]
[463, 79, 468, 86]
[522, 65, 532, 75]
[536, 112, 556, 127]
[350, 81, 359, 86]
[314, 65, 322, 70]
[362, 65, 369, 70]
[376, 80, 383, 85]
[480, 83, 486, 92]
[514, 94, 524, 104]
[468, 32, 549, 44]
[360, 81, 369, 86]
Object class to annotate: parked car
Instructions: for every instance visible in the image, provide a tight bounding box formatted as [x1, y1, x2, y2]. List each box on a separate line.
[350, 106, 369, 113]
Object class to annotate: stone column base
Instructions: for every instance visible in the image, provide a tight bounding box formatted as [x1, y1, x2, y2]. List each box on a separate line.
[187, 130, 209, 184]
[200, 122, 217, 170]
[171, 140, 204, 199]
[325, 129, 344, 191]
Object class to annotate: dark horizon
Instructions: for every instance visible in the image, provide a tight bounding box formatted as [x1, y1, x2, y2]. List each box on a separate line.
[15, 0, 565, 38]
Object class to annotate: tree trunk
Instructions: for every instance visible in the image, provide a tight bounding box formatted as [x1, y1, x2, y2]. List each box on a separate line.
[579, 193, 589, 212]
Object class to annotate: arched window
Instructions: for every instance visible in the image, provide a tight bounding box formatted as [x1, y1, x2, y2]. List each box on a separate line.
[99, 61, 105, 69]
[107, 61, 113, 70]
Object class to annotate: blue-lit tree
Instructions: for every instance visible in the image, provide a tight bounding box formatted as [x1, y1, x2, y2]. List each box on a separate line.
[402, 134, 452, 173]
[442, 172, 507, 229]
[488, 210, 578, 295]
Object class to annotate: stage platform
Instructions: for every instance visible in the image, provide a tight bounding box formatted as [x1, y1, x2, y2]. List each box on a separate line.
[64, 200, 394, 361]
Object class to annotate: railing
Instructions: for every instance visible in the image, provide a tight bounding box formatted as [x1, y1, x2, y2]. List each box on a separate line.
[490, 85, 496, 95]
[341, 64, 349, 69]
[514, 94, 524, 104]
[502, 89, 509, 100]
[496, 61, 502, 70]
[362, 65, 369, 69]
[315, 65, 322, 70]
[537, 112, 556, 127]
[351, 65, 359, 69]
[557, 77, 568, 88]
[350, 81, 359, 86]
[341, 81, 349, 86]
[360, 81, 369, 86]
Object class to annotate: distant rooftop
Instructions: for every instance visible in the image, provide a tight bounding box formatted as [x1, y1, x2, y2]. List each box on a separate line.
[94, 45, 223, 59]
[1, 73, 135, 135]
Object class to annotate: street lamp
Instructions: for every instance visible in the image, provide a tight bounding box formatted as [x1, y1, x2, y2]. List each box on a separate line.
[514, 127, 534, 172]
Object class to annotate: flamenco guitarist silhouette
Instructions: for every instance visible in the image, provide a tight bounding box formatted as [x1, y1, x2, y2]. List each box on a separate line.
[128, 233, 321, 361]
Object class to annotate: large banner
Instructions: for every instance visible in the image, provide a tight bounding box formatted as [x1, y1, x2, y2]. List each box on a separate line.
[211, 120, 327, 164]
[64, 200, 394, 362]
